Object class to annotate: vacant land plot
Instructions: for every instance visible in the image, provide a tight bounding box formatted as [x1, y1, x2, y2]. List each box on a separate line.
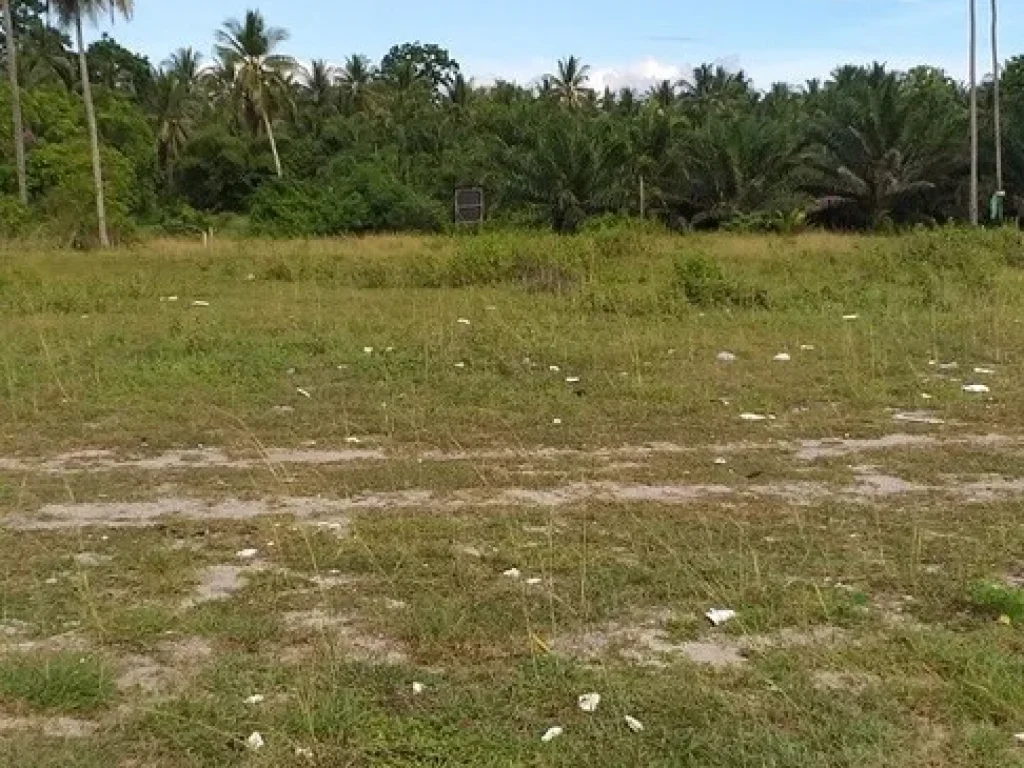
[1, 229, 1024, 767]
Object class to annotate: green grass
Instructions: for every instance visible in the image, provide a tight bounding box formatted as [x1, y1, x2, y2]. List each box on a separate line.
[0, 653, 114, 714]
[2, 230, 1024, 765]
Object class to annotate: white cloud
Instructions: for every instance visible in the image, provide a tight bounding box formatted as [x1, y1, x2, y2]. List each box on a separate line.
[464, 48, 975, 95]
[586, 57, 688, 94]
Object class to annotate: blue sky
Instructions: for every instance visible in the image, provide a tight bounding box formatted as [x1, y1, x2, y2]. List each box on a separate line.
[91, 0, 1021, 90]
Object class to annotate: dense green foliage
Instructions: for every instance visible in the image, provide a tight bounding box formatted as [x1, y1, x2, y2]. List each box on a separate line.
[0, 2, 1021, 239]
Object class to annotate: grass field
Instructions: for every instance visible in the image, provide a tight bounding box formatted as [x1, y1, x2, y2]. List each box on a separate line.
[2, 229, 1024, 766]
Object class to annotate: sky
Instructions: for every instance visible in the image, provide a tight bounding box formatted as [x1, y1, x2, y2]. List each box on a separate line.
[88, 0, 1022, 91]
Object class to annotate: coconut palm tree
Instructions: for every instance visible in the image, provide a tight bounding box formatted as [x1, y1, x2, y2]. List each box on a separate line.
[969, 0, 979, 224]
[51, 0, 134, 247]
[992, 0, 1003, 195]
[338, 54, 373, 114]
[166, 46, 203, 87]
[215, 9, 295, 177]
[550, 56, 591, 109]
[3, 0, 28, 204]
[152, 49, 202, 182]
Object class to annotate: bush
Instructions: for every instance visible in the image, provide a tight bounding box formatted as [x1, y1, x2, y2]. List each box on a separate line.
[0, 195, 31, 237]
[671, 253, 769, 308]
[250, 166, 446, 236]
[29, 139, 137, 246]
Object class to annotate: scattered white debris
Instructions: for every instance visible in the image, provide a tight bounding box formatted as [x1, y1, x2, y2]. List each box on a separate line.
[159, 296, 179, 303]
[577, 693, 601, 713]
[44, 577, 58, 585]
[244, 694, 265, 705]
[549, 365, 561, 372]
[191, 300, 210, 308]
[800, 344, 815, 351]
[716, 351, 737, 363]
[1014, 732, 1024, 746]
[974, 367, 996, 375]
[454, 362, 466, 369]
[385, 346, 395, 353]
[344, 437, 362, 444]
[552, 418, 563, 426]
[773, 353, 791, 362]
[412, 682, 425, 695]
[485, 305, 497, 311]
[457, 318, 471, 325]
[920, 393, 934, 400]
[938, 362, 959, 371]
[963, 384, 991, 394]
[246, 732, 264, 751]
[541, 726, 564, 743]
[272, 405, 295, 413]
[502, 568, 522, 579]
[624, 715, 645, 733]
[295, 747, 313, 759]
[565, 376, 581, 384]
[526, 577, 543, 586]
[245, 273, 256, 281]
[706, 608, 738, 627]
[739, 413, 768, 422]
[842, 314, 859, 321]
[714, 457, 728, 466]
[363, 347, 374, 354]
[236, 548, 259, 560]
[296, 388, 312, 399]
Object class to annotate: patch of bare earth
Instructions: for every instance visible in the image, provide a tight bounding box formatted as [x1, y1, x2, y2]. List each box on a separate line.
[812, 670, 881, 693]
[115, 636, 212, 699]
[553, 613, 848, 669]
[0, 714, 98, 738]
[283, 609, 408, 665]
[183, 562, 270, 608]
[3, 431, 1021, 476]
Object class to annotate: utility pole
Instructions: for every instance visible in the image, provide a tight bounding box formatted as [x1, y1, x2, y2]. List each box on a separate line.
[992, 0, 1003, 194]
[639, 175, 646, 221]
[969, 0, 980, 225]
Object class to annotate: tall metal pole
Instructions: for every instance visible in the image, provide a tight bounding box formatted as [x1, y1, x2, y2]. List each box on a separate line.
[992, 0, 1003, 193]
[969, 0, 979, 225]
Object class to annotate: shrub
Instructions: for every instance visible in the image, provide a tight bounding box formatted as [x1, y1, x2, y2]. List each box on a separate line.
[249, 166, 446, 237]
[0, 195, 31, 237]
[29, 139, 137, 246]
[671, 253, 769, 308]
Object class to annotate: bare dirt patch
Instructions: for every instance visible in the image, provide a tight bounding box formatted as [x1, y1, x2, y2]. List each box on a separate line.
[185, 563, 269, 607]
[283, 609, 408, 665]
[0, 714, 99, 738]
[554, 613, 848, 669]
[5, 432, 1021, 477]
[813, 670, 881, 693]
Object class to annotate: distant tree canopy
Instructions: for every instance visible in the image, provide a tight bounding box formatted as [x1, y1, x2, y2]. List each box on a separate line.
[0, 4, 1020, 238]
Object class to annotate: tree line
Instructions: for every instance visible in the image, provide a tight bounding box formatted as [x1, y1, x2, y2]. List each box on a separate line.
[1, 0, 1021, 245]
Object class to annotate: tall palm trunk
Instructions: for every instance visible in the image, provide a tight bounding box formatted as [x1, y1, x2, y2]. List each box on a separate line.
[262, 111, 282, 177]
[74, 10, 109, 246]
[969, 0, 979, 225]
[3, 0, 28, 205]
[991, 0, 1003, 193]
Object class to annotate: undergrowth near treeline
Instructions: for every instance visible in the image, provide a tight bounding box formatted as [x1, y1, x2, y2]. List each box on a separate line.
[2, 227, 1020, 318]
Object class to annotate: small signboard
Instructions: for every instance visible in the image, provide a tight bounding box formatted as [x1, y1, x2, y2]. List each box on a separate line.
[454, 187, 485, 225]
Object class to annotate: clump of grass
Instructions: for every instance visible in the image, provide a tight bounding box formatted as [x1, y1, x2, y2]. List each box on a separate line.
[0, 653, 115, 714]
[968, 582, 1024, 623]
